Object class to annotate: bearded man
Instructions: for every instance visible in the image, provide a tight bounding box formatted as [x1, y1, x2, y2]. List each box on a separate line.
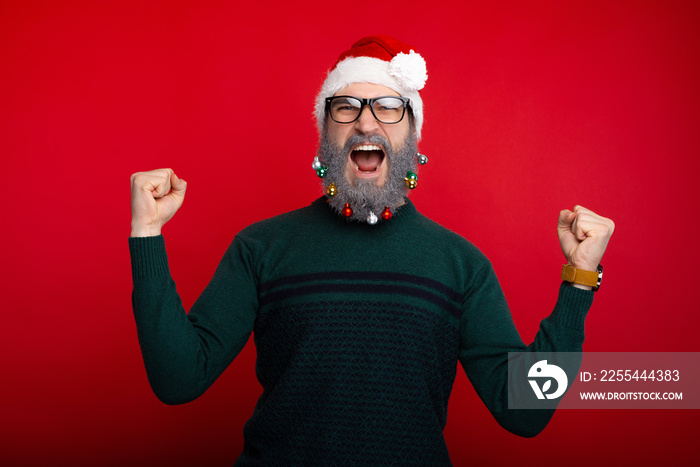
[129, 36, 614, 465]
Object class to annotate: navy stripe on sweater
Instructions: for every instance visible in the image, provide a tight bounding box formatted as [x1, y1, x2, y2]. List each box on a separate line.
[260, 271, 462, 303]
[259, 273, 462, 319]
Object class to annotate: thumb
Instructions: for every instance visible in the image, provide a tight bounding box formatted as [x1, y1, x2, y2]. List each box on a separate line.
[170, 173, 187, 198]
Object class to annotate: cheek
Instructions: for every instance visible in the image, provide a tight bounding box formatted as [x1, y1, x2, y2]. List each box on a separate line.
[344, 162, 354, 179]
[327, 123, 348, 148]
[388, 123, 411, 151]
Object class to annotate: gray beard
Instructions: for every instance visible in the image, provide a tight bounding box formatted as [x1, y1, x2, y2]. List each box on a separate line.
[317, 130, 418, 223]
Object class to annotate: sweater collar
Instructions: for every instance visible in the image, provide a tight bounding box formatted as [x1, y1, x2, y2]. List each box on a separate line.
[313, 196, 418, 223]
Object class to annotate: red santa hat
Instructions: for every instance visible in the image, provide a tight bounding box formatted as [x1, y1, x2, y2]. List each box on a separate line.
[315, 35, 428, 140]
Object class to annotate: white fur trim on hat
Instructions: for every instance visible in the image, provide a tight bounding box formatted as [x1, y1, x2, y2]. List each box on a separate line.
[315, 56, 425, 140]
[389, 50, 427, 91]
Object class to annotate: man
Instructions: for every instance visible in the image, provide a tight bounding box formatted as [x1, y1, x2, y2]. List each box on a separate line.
[129, 36, 614, 465]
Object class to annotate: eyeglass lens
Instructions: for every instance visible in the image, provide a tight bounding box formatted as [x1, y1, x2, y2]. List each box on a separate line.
[329, 97, 406, 124]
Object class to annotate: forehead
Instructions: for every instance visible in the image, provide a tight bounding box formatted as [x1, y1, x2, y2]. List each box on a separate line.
[335, 82, 401, 98]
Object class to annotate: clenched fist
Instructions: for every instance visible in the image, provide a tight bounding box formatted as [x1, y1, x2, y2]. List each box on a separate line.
[130, 168, 187, 237]
[558, 206, 615, 286]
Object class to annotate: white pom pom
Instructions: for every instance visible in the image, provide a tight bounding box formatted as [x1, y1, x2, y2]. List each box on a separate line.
[388, 50, 428, 91]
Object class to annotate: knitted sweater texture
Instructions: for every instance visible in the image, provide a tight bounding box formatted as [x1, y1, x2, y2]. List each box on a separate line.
[129, 197, 594, 466]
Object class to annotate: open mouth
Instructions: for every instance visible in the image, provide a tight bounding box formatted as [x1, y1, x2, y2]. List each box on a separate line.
[350, 144, 385, 174]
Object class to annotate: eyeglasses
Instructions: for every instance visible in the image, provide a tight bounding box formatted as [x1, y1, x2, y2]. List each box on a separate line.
[325, 95, 411, 125]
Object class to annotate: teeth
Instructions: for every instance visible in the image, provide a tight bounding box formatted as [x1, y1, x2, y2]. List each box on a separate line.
[354, 144, 382, 151]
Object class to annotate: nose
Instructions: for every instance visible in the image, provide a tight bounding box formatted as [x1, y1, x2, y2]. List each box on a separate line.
[354, 104, 380, 134]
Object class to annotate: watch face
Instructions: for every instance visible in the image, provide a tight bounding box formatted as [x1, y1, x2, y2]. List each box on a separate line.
[594, 264, 603, 291]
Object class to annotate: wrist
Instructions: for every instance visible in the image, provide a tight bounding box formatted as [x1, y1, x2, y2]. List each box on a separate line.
[561, 264, 603, 291]
[130, 222, 162, 237]
[569, 261, 599, 272]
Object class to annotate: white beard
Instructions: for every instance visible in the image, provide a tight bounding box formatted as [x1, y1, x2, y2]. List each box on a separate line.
[317, 131, 419, 223]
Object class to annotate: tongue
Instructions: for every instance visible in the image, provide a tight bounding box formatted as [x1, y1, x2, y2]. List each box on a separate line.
[353, 150, 383, 172]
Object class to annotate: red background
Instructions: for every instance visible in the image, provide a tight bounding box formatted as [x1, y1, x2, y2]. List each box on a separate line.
[2, 1, 699, 465]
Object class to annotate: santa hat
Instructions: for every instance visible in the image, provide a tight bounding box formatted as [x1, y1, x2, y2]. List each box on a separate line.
[315, 35, 428, 140]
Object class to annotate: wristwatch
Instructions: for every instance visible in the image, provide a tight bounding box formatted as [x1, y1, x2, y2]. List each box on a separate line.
[561, 264, 603, 291]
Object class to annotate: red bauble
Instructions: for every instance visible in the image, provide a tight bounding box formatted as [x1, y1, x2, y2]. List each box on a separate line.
[381, 206, 392, 220]
[342, 203, 353, 217]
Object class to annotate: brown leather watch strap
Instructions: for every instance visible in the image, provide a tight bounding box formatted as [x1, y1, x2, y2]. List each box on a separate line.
[561, 264, 602, 290]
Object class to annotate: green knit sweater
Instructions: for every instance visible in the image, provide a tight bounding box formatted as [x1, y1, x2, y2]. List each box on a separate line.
[129, 197, 594, 466]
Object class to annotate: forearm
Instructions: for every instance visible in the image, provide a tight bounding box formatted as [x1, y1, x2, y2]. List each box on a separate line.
[129, 235, 256, 404]
[459, 265, 594, 437]
[492, 284, 593, 435]
[129, 235, 212, 403]
[529, 283, 593, 352]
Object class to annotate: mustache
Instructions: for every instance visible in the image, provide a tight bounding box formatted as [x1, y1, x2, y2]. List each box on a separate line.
[339, 133, 393, 157]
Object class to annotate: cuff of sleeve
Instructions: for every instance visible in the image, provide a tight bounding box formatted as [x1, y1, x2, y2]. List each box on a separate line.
[552, 282, 595, 329]
[128, 235, 170, 280]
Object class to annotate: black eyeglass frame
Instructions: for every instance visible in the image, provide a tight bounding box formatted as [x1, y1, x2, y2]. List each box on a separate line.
[325, 95, 411, 125]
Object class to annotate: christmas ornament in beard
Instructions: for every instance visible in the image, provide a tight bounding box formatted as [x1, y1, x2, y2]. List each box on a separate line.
[317, 130, 418, 223]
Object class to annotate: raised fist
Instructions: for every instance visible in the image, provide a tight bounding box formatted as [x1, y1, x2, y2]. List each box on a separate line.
[558, 205, 615, 273]
[130, 168, 187, 237]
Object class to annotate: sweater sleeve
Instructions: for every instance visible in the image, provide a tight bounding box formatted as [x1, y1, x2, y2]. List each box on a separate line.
[129, 235, 258, 405]
[458, 261, 594, 437]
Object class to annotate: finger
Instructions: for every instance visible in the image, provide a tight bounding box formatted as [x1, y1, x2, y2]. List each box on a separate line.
[574, 204, 605, 216]
[557, 209, 575, 233]
[144, 169, 174, 198]
[148, 179, 170, 198]
[570, 206, 601, 239]
[575, 213, 616, 246]
[575, 206, 615, 235]
[572, 209, 602, 242]
[559, 209, 576, 229]
[571, 214, 587, 241]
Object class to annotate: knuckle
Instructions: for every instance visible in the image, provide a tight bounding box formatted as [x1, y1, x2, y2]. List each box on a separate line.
[132, 172, 148, 185]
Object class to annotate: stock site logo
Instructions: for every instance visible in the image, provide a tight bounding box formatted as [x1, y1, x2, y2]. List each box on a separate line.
[528, 360, 568, 400]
